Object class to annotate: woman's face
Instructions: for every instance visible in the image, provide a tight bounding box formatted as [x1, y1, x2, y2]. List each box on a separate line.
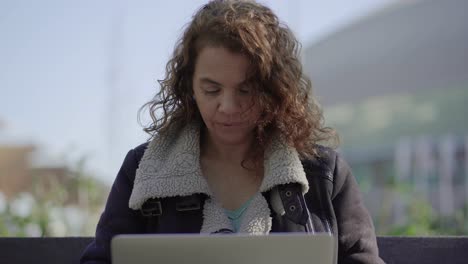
[192, 46, 261, 146]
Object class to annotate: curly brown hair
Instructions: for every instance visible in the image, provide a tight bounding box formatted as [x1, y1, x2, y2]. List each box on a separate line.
[140, 0, 338, 160]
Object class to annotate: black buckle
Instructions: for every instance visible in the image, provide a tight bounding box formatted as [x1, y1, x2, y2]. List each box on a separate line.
[279, 184, 306, 225]
[141, 199, 162, 217]
[176, 195, 201, 212]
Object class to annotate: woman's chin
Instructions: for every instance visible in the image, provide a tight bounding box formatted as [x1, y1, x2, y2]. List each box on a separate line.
[212, 132, 253, 146]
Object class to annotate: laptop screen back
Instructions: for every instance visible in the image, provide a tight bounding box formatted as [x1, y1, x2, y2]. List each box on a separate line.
[111, 233, 335, 264]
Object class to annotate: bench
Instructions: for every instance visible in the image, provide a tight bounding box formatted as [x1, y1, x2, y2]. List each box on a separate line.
[0, 236, 467, 263]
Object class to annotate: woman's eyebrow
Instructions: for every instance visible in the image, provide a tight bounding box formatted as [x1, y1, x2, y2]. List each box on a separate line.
[200, 77, 248, 88]
[199, 77, 222, 86]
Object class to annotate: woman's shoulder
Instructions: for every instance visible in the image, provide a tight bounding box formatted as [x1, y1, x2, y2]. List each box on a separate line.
[301, 145, 337, 175]
[114, 142, 150, 186]
[120, 142, 149, 173]
[301, 145, 351, 183]
[133, 142, 149, 161]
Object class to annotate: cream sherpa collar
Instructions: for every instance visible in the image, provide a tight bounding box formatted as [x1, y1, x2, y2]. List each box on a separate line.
[129, 122, 309, 234]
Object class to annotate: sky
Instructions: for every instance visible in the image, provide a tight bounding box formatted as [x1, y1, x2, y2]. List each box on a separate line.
[0, 0, 394, 184]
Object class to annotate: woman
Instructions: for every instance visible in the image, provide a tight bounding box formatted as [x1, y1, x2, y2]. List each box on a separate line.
[81, 0, 385, 263]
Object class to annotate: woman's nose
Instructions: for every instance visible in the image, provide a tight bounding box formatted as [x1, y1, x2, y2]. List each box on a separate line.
[218, 94, 241, 115]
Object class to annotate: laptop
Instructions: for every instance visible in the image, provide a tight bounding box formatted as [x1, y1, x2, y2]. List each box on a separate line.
[111, 233, 335, 264]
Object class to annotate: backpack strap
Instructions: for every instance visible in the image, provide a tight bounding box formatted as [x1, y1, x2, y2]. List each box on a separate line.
[268, 183, 315, 234]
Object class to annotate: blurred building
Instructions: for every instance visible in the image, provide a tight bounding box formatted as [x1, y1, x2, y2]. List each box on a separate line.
[0, 143, 108, 207]
[304, 0, 468, 230]
[0, 142, 111, 236]
[0, 145, 35, 198]
[0, 143, 74, 204]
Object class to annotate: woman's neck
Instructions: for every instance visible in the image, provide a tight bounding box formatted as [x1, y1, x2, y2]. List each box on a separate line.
[201, 131, 253, 165]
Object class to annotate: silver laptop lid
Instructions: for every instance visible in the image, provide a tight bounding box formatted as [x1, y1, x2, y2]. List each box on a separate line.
[112, 233, 335, 264]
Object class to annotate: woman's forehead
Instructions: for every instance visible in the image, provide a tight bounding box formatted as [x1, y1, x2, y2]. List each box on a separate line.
[193, 46, 249, 85]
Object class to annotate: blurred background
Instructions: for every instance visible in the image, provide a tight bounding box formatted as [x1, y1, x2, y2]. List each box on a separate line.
[1, 0, 467, 237]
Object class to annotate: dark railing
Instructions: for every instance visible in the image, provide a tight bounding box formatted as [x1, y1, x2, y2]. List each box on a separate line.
[0, 236, 467, 264]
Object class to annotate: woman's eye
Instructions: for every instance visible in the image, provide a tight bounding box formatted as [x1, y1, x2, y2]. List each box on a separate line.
[203, 88, 219, 94]
[239, 87, 251, 94]
[203, 89, 219, 95]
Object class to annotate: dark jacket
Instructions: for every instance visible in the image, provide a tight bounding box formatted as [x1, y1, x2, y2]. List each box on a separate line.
[80, 143, 385, 264]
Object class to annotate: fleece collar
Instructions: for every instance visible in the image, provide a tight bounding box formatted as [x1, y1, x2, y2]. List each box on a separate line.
[129, 122, 309, 234]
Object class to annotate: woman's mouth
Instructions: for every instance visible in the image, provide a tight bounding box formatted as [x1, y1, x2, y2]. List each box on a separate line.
[217, 122, 244, 127]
